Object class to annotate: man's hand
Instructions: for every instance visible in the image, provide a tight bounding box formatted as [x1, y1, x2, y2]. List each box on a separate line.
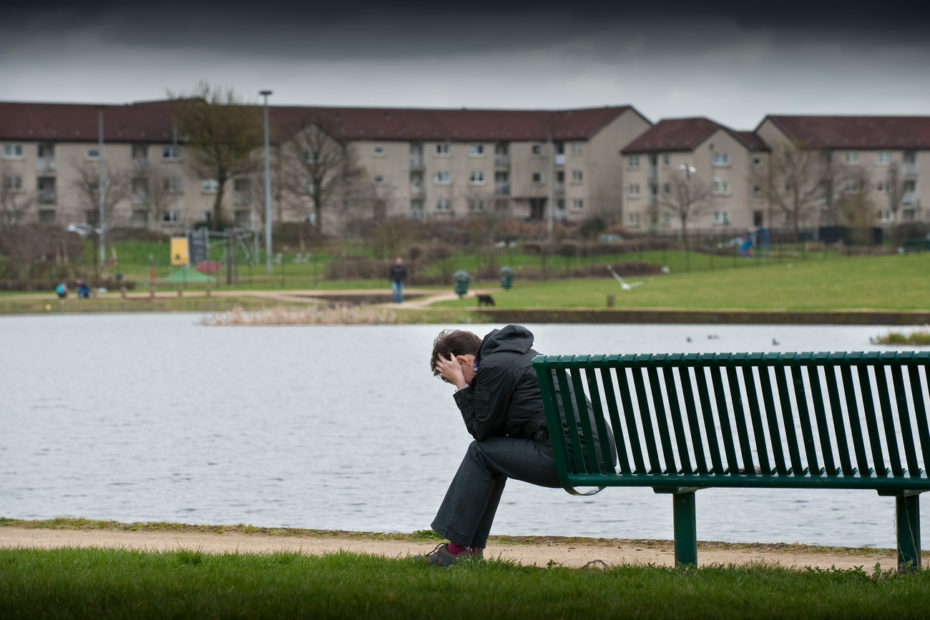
[434, 353, 467, 390]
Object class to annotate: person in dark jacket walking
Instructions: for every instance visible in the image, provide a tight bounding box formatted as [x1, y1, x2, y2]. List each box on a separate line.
[388, 257, 407, 303]
[421, 324, 564, 566]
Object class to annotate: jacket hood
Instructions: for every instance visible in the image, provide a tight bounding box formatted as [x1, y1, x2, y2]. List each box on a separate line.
[478, 325, 535, 360]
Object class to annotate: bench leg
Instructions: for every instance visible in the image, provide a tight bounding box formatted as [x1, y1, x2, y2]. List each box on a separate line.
[896, 494, 921, 572]
[673, 490, 697, 567]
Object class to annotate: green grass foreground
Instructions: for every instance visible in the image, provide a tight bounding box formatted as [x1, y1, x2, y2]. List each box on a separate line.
[1, 547, 928, 619]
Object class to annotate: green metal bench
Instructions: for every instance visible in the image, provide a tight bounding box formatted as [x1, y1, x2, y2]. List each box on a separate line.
[533, 351, 930, 570]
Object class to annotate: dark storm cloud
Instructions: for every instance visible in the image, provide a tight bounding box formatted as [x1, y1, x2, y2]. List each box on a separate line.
[3, 1, 929, 59]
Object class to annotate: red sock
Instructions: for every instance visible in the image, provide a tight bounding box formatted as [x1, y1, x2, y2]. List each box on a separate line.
[447, 542, 466, 555]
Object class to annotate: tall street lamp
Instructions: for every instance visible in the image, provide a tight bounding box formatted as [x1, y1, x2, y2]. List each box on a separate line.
[98, 106, 106, 266]
[260, 90, 273, 275]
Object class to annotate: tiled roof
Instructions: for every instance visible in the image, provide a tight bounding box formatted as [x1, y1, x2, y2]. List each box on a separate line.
[622, 117, 766, 153]
[271, 104, 639, 142]
[0, 100, 640, 144]
[761, 115, 930, 149]
[0, 100, 178, 143]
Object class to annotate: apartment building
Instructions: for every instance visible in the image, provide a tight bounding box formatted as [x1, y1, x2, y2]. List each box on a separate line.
[0, 100, 651, 232]
[620, 117, 769, 235]
[756, 116, 930, 228]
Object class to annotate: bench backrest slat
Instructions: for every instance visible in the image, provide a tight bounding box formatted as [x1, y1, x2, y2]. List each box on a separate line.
[857, 365, 888, 476]
[825, 366, 854, 474]
[648, 365, 679, 474]
[774, 366, 806, 474]
[599, 367, 632, 473]
[790, 365, 822, 475]
[726, 365, 756, 473]
[679, 366, 709, 474]
[808, 365, 838, 476]
[663, 366, 694, 474]
[743, 366, 773, 475]
[615, 367, 648, 472]
[709, 365, 740, 474]
[893, 367, 921, 475]
[533, 352, 930, 488]
[840, 365, 872, 474]
[875, 365, 904, 476]
[908, 365, 930, 471]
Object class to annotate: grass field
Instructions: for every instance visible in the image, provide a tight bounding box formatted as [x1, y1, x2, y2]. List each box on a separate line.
[1, 547, 928, 619]
[436, 253, 930, 312]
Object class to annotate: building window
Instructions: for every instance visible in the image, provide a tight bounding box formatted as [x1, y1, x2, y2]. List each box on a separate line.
[469, 171, 486, 185]
[435, 143, 450, 156]
[843, 178, 861, 193]
[433, 171, 451, 185]
[233, 178, 252, 205]
[494, 199, 509, 212]
[302, 149, 318, 164]
[628, 155, 640, 168]
[303, 180, 316, 195]
[876, 181, 887, 193]
[663, 183, 671, 194]
[627, 212, 640, 227]
[38, 209, 56, 224]
[435, 198, 451, 211]
[410, 199, 425, 218]
[3, 143, 24, 159]
[469, 144, 485, 157]
[556, 198, 566, 212]
[531, 172, 544, 184]
[571, 170, 583, 184]
[234, 210, 251, 228]
[162, 145, 180, 161]
[373, 145, 385, 156]
[753, 184, 761, 195]
[662, 154, 670, 165]
[712, 210, 730, 225]
[903, 151, 917, 164]
[2, 175, 23, 191]
[131, 144, 148, 160]
[131, 178, 149, 204]
[662, 212, 671, 225]
[844, 151, 859, 164]
[37, 177, 56, 204]
[572, 142, 584, 155]
[162, 176, 182, 193]
[531, 144, 543, 156]
[373, 174, 385, 185]
[752, 155, 764, 167]
[469, 199, 485, 212]
[877, 209, 892, 222]
[162, 209, 180, 223]
[130, 209, 149, 229]
[627, 183, 640, 198]
[876, 151, 891, 165]
[712, 152, 730, 167]
[202, 179, 220, 193]
[571, 198, 584, 210]
[712, 178, 731, 195]
[86, 147, 101, 160]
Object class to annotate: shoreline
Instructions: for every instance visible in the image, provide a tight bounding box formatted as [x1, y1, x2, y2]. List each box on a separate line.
[0, 519, 906, 571]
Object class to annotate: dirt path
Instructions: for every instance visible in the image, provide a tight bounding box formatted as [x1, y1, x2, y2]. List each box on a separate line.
[0, 527, 901, 571]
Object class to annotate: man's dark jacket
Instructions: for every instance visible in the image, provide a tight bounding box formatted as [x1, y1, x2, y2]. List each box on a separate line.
[452, 324, 545, 441]
[389, 264, 407, 282]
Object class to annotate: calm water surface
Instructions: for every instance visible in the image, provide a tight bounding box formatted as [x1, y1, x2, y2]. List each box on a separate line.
[2, 314, 927, 549]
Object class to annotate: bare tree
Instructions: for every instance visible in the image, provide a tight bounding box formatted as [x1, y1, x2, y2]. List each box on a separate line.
[657, 170, 711, 241]
[753, 144, 833, 237]
[72, 161, 130, 228]
[0, 160, 34, 226]
[885, 162, 909, 242]
[130, 165, 178, 228]
[280, 117, 368, 235]
[171, 83, 263, 229]
[834, 166, 875, 244]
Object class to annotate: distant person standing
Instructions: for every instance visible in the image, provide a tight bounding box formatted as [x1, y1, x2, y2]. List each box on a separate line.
[389, 257, 407, 303]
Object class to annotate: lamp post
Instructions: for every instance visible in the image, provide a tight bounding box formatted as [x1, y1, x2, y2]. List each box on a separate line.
[260, 90, 273, 275]
[98, 106, 105, 266]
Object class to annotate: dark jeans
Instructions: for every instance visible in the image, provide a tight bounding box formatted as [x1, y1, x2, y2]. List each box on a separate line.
[431, 436, 561, 549]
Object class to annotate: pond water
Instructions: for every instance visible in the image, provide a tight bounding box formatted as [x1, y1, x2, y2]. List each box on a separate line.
[1, 314, 927, 549]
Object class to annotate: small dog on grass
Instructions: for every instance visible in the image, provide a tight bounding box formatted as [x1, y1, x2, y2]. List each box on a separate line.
[476, 294, 495, 307]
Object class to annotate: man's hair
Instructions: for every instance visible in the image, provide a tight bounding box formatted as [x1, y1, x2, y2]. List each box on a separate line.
[431, 329, 481, 374]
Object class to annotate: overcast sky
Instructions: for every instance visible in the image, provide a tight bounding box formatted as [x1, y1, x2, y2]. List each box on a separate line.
[2, 1, 928, 129]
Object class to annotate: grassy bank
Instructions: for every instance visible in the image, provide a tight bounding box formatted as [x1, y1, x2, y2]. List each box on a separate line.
[1, 546, 928, 619]
[437, 253, 930, 312]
